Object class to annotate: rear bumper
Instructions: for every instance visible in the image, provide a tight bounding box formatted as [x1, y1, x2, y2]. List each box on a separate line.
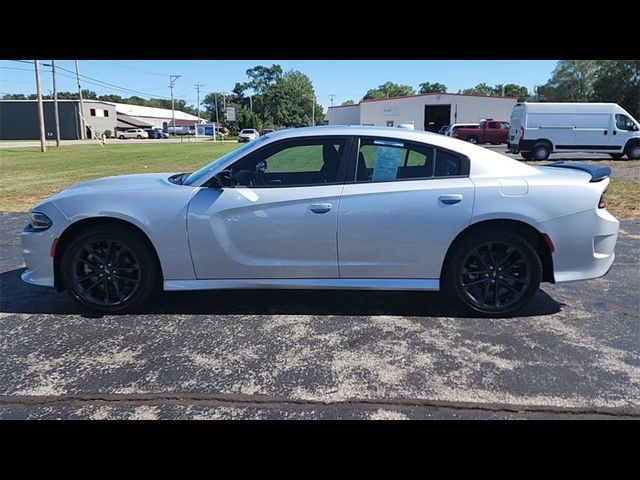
[541, 208, 619, 283]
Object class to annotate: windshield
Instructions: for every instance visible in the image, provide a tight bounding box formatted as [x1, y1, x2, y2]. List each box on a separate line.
[241, 129, 255, 134]
[183, 136, 268, 185]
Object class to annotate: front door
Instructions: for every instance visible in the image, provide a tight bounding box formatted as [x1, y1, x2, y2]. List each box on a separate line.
[612, 113, 638, 152]
[338, 137, 474, 279]
[187, 137, 349, 279]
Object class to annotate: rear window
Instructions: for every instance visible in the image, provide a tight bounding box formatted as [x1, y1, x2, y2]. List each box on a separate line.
[241, 129, 255, 134]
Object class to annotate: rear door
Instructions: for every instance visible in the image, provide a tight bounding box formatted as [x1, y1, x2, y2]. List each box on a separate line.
[337, 136, 474, 279]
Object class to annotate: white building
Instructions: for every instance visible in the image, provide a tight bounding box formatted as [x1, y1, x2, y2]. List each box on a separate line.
[108, 102, 206, 130]
[327, 93, 518, 133]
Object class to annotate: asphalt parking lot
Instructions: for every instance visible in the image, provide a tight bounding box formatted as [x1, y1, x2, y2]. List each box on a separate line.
[1, 211, 638, 420]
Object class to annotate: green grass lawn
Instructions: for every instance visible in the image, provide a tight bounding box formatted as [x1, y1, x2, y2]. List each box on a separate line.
[0, 143, 239, 211]
[1, 143, 638, 220]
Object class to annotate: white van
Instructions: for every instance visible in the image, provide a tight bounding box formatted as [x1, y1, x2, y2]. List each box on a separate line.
[508, 102, 640, 160]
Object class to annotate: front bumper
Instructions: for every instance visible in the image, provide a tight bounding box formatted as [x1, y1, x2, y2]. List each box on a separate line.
[20, 204, 68, 288]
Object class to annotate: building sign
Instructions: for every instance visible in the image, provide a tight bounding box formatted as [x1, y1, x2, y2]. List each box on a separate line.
[196, 124, 216, 136]
[226, 107, 236, 122]
[382, 107, 400, 116]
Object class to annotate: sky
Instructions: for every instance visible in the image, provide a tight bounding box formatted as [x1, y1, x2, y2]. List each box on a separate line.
[0, 60, 559, 112]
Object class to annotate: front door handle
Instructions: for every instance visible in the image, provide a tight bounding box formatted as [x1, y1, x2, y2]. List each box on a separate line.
[439, 194, 463, 205]
[310, 203, 332, 214]
[604, 130, 608, 135]
[613, 130, 617, 135]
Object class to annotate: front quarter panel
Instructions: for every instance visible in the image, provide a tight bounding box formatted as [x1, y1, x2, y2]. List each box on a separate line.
[52, 181, 199, 281]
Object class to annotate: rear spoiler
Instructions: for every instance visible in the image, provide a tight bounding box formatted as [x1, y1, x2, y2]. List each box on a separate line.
[544, 161, 611, 182]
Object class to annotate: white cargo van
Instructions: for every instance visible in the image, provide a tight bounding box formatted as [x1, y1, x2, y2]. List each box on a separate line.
[507, 102, 640, 160]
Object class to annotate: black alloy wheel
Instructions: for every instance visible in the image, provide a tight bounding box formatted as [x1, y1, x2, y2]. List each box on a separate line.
[445, 231, 542, 316]
[61, 225, 160, 313]
[71, 239, 141, 307]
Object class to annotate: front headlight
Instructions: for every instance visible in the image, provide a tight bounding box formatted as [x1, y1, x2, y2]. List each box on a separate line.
[29, 211, 52, 230]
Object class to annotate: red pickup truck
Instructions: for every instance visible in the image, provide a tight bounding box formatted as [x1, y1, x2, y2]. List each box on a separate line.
[452, 119, 510, 145]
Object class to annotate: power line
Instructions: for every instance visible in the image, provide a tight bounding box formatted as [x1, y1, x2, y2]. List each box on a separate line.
[0, 66, 37, 72]
[55, 64, 171, 100]
[101, 60, 169, 77]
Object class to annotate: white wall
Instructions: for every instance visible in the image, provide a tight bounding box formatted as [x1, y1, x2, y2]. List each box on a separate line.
[326, 104, 360, 125]
[358, 94, 518, 130]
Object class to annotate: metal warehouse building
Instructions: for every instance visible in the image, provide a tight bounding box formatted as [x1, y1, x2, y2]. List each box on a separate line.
[0, 100, 205, 140]
[326, 93, 518, 133]
[0, 100, 117, 140]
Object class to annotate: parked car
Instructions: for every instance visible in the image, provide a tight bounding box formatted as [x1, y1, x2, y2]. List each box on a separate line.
[452, 120, 510, 145]
[444, 123, 479, 137]
[260, 128, 276, 135]
[21, 126, 619, 316]
[238, 129, 259, 142]
[118, 129, 149, 140]
[144, 128, 164, 139]
[508, 102, 640, 161]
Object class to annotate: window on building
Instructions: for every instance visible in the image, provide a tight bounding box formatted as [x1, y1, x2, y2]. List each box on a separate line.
[90, 108, 96, 116]
[103, 110, 109, 117]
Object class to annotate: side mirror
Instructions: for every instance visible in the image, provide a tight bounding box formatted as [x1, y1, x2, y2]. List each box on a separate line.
[213, 169, 234, 188]
[633, 124, 639, 132]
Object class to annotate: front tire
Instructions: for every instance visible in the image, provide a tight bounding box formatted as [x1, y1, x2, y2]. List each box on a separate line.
[521, 151, 533, 160]
[443, 231, 542, 317]
[627, 143, 640, 160]
[60, 225, 160, 314]
[119, 135, 125, 140]
[137, 135, 142, 139]
[609, 153, 624, 160]
[466, 136, 479, 144]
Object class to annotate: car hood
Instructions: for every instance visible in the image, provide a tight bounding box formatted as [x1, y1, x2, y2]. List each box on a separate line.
[39, 173, 179, 206]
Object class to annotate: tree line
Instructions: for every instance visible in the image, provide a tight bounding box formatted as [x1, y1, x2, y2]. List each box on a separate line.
[1, 90, 201, 117]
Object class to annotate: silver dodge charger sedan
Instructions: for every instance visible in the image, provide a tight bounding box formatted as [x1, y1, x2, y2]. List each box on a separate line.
[21, 126, 619, 316]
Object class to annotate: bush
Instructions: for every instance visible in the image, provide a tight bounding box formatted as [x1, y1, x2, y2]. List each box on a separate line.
[103, 129, 112, 138]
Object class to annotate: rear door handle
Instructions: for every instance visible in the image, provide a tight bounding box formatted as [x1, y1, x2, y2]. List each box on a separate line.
[310, 203, 332, 213]
[604, 130, 608, 135]
[439, 194, 463, 205]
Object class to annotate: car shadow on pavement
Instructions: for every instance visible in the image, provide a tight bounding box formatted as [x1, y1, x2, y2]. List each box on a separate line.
[1, 267, 563, 318]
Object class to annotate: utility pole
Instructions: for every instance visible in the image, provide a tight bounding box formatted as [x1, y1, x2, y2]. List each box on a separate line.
[222, 92, 226, 111]
[214, 93, 219, 126]
[34, 60, 47, 152]
[75, 60, 85, 140]
[329, 94, 336, 107]
[249, 95, 253, 113]
[194, 82, 203, 121]
[169, 75, 181, 136]
[312, 95, 315, 126]
[51, 60, 61, 147]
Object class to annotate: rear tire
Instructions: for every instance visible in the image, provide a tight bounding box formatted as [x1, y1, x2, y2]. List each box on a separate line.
[443, 230, 542, 317]
[532, 143, 551, 161]
[466, 136, 479, 144]
[627, 143, 640, 160]
[521, 152, 533, 160]
[137, 135, 142, 139]
[609, 153, 624, 159]
[119, 135, 125, 140]
[60, 225, 161, 314]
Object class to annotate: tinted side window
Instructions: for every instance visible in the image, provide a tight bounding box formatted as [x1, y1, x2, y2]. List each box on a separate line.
[488, 122, 500, 129]
[434, 149, 463, 177]
[355, 138, 434, 182]
[231, 138, 346, 187]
